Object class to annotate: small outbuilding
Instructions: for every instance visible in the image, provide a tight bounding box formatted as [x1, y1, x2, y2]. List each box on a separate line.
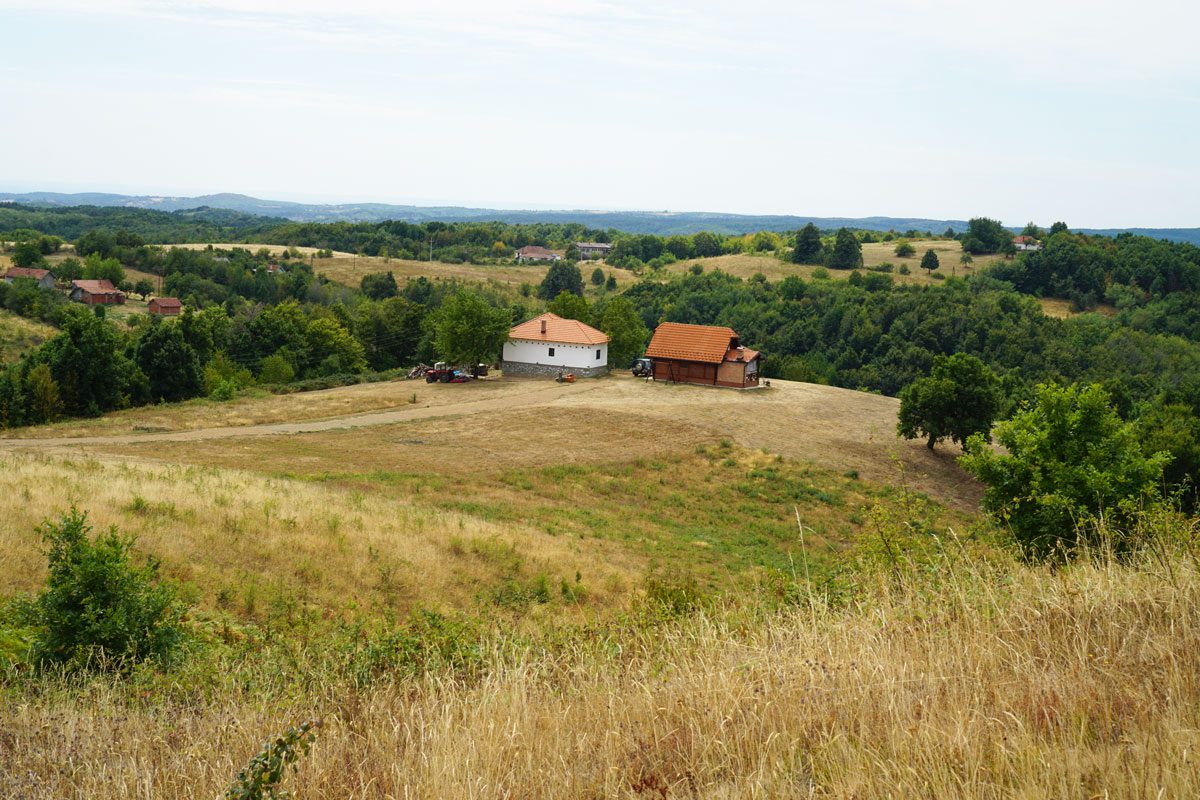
[501, 312, 609, 377]
[645, 322, 761, 388]
[69, 279, 126, 305]
[148, 297, 183, 316]
[2, 267, 56, 290]
[515, 245, 563, 263]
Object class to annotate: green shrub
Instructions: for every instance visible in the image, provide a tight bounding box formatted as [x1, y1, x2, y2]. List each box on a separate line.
[225, 721, 319, 800]
[29, 509, 185, 671]
[898, 264, 911, 275]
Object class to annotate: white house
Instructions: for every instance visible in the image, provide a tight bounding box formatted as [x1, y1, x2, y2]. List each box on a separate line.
[1013, 235, 1042, 252]
[501, 312, 609, 377]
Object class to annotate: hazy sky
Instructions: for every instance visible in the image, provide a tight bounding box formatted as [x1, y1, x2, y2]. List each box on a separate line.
[1, 0, 1197, 227]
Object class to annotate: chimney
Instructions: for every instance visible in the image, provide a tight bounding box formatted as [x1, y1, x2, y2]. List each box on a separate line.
[540, 319, 547, 335]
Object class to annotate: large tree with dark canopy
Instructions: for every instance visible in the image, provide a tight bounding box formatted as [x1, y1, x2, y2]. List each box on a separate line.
[538, 262, 584, 300]
[897, 353, 1000, 450]
[791, 223, 823, 264]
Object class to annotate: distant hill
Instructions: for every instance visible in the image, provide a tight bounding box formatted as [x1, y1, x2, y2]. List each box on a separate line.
[2, 190, 1197, 243]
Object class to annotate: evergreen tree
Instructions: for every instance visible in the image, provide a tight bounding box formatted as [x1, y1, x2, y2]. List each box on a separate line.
[538, 262, 584, 300]
[920, 249, 940, 273]
[827, 228, 862, 270]
[791, 223, 823, 264]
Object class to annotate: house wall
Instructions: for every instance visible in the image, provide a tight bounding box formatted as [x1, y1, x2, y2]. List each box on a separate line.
[502, 339, 608, 370]
[716, 357, 760, 388]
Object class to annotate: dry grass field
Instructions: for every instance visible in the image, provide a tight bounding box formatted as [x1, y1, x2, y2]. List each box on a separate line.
[4, 530, 1196, 798]
[0, 309, 56, 363]
[168, 243, 642, 294]
[664, 241, 1005, 287]
[2, 371, 1198, 798]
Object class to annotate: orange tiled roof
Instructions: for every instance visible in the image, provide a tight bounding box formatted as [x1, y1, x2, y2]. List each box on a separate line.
[646, 322, 739, 364]
[71, 279, 122, 294]
[509, 313, 609, 345]
[725, 347, 759, 363]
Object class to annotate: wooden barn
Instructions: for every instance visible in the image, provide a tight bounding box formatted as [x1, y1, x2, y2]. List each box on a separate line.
[645, 322, 761, 389]
[148, 297, 182, 316]
[69, 279, 126, 305]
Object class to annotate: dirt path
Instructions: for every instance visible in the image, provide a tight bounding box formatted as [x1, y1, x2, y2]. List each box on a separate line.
[0, 380, 607, 448]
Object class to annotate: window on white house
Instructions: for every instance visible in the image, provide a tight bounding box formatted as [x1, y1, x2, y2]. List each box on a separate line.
[596, 349, 601, 360]
[548, 347, 555, 357]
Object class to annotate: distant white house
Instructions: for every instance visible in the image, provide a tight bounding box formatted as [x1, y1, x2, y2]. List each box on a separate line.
[1013, 235, 1042, 252]
[515, 245, 562, 263]
[501, 313, 609, 377]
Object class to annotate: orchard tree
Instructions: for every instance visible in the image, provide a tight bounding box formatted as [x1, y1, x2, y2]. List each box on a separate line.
[538, 261, 584, 300]
[961, 383, 1168, 560]
[920, 249, 940, 273]
[791, 223, 823, 264]
[433, 289, 510, 368]
[897, 353, 1000, 450]
[827, 228, 862, 270]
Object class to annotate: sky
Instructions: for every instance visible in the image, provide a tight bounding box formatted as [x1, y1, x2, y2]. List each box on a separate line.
[0, 0, 1197, 227]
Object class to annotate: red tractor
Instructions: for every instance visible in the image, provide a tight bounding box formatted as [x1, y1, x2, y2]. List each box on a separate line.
[424, 362, 470, 383]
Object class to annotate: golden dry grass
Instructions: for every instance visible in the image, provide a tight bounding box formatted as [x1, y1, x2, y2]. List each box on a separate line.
[0, 309, 56, 363]
[0, 450, 636, 620]
[4, 542, 1197, 798]
[1038, 297, 1119, 319]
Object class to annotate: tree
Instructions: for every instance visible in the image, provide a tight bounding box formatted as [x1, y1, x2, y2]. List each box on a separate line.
[133, 279, 154, 299]
[792, 223, 823, 264]
[538, 262, 584, 300]
[30, 509, 184, 671]
[433, 289, 510, 368]
[1049, 221, 1069, 236]
[360, 271, 398, 300]
[894, 241, 916, 258]
[135, 321, 202, 402]
[258, 353, 295, 384]
[82, 253, 124, 286]
[605, 273, 617, 291]
[598, 296, 649, 368]
[961, 217, 1011, 254]
[590, 266, 605, 286]
[920, 249, 940, 273]
[826, 228, 862, 270]
[55, 257, 83, 281]
[692, 231, 722, 258]
[1137, 403, 1200, 513]
[11, 240, 45, 268]
[304, 317, 367, 376]
[23, 363, 62, 424]
[897, 353, 1001, 450]
[547, 291, 591, 322]
[38, 307, 138, 416]
[961, 383, 1168, 559]
[1020, 222, 1044, 239]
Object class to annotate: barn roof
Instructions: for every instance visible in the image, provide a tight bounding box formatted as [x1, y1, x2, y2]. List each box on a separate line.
[509, 313, 609, 345]
[152, 297, 182, 308]
[646, 322, 741, 364]
[4, 267, 51, 280]
[71, 279, 121, 293]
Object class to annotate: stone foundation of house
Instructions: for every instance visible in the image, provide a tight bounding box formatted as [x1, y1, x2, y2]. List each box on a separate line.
[500, 361, 610, 379]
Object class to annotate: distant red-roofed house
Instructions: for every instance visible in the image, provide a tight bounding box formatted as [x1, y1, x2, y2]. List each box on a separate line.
[645, 322, 761, 388]
[69, 279, 126, 305]
[148, 297, 183, 316]
[2, 267, 56, 290]
[501, 312, 609, 377]
[515, 245, 563, 263]
[1013, 235, 1042, 252]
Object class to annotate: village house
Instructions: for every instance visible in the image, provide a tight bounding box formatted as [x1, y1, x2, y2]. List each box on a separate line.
[575, 242, 613, 259]
[501, 312, 609, 377]
[515, 245, 563, 263]
[148, 297, 183, 316]
[2, 267, 56, 290]
[1013, 235, 1042, 252]
[69, 279, 126, 305]
[644, 322, 761, 389]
